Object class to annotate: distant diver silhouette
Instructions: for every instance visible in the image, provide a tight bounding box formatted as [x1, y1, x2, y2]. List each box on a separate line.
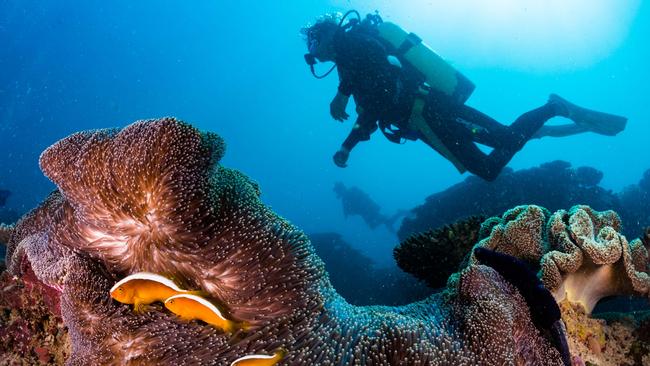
[333, 182, 405, 232]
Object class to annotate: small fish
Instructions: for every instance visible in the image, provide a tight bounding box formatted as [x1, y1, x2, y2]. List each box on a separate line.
[164, 293, 248, 333]
[110, 272, 200, 312]
[230, 348, 287, 366]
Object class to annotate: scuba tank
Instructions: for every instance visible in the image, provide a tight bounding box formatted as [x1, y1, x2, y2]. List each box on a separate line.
[375, 21, 475, 104]
[304, 11, 475, 103]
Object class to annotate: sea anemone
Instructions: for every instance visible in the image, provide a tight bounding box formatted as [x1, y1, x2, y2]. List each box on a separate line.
[2, 118, 603, 365]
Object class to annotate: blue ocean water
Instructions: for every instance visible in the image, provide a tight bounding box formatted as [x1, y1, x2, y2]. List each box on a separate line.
[0, 0, 648, 269]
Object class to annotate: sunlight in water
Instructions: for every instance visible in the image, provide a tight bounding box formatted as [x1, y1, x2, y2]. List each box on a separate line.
[334, 0, 641, 71]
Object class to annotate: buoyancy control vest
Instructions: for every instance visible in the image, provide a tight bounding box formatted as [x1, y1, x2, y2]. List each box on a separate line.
[351, 14, 472, 172]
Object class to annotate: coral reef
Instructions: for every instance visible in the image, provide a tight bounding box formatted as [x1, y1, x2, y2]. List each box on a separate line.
[642, 227, 650, 249]
[1, 222, 12, 245]
[640, 169, 650, 193]
[628, 312, 650, 365]
[310, 232, 430, 305]
[618, 169, 650, 237]
[0, 266, 70, 364]
[2, 118, 570, 365]
[473, 205, 650, 365]
[475, 205, 650, 313]
[473, 247, 572, 366]
[0, 189, 9, 206]
[559, 300, 637, 366]
[394, 216, 484, 288]
[397, 161, 622, 241]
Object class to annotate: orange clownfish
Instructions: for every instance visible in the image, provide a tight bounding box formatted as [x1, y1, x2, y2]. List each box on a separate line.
[164, 293, 248, 333]
[230, 348, 287, 366]
[110, 272, 200, 312]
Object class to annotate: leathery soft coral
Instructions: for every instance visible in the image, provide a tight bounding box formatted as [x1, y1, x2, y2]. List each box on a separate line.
[4, 118, 567, 365]
[476, 205, 650, 313]
[475, 204, 650, 365]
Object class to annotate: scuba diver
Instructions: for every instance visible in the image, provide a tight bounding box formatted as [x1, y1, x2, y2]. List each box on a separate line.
[302, 11, 628, 181]
[333, 182, 404, 232]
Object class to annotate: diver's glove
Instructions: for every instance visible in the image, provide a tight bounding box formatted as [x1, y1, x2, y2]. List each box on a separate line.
[330, 92, 350, 122]
[333, 147, 350, 168]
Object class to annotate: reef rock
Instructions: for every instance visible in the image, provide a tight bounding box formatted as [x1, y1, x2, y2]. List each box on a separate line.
[618, 169, 650, 237]
[398, 161, 621, 241]
[1, 118, 571, 365]
[0, 264, 70, 364]
[310, 232, 430, 305]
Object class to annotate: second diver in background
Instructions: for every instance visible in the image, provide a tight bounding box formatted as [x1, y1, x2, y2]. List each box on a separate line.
[333, 182, 405, 233]
[302, 11, 628, 181]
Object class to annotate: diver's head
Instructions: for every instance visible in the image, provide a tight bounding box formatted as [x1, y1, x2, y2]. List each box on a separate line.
[301, 14, 341, 62]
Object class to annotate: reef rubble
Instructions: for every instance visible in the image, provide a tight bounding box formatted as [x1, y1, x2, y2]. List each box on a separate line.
[1, 118, 649, 365]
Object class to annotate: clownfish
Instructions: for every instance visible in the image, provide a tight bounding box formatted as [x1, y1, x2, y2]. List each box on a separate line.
[164, 293, 248, 333]
[110, 272, 201, 312]
[230, 348, 287, 366]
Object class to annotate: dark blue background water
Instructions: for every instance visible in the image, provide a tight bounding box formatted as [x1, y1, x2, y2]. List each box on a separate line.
[1, 1, 648, 266]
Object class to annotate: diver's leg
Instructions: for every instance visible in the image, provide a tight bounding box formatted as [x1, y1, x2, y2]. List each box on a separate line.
[419, 117, 510, 181]
[440, 138, 514, 181]
[503, 100, 564, 152]
[456, 106, 511, 148]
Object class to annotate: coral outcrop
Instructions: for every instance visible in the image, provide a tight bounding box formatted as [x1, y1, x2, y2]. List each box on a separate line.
[474, 205, 650, 313]
[394, 216, 484, 288]
[399, 164, 650, 244]
[0, 222, 13, 245]
[618, 169, 650, 237]
[309, 232, 430, 305]
[474, 205, 650, 365]
[0, 263, 70, 364]
[2, 118, 569, 365]
[397, 160, 620, 241]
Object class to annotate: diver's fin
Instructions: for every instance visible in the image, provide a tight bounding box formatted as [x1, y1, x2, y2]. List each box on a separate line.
[549, 94, 627, 136]
[533, 124, 589, 139]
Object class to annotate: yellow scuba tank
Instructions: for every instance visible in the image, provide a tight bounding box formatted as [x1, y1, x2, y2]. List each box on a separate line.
[376, 22, 475, 104]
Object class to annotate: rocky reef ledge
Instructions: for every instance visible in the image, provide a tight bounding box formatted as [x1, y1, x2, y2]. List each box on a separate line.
[1, 118, 648, 365]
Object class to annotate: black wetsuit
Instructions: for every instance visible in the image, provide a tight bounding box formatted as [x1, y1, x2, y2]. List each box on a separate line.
[333, 29, 565, 181]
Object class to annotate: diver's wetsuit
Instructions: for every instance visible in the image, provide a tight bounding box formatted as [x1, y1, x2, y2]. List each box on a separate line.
[334, 30, 566, 181]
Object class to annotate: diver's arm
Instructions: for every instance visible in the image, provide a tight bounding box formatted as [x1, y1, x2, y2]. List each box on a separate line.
[343, 111, 378, 149]
[333, 111, 378, 167]
[330, 92, 350, 121]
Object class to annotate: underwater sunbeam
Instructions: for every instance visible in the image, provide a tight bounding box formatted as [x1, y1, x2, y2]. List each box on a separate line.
[336, 0, 641, 71]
